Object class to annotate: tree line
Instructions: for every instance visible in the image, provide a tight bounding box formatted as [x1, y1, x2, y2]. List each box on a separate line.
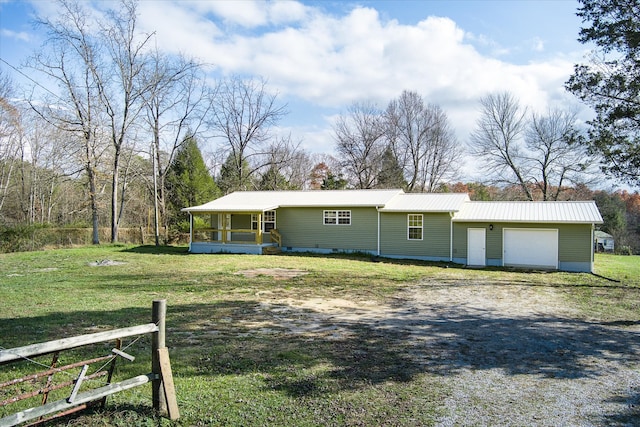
[1, 0, 639, 253]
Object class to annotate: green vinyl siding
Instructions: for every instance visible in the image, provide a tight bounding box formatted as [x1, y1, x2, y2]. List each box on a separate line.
[557, 224, 593, 262]
[277, 207, 378, 251]
[231, 214, 251, 229]
[453, 223, 500, 260]
[453, 222, 594, 264]
[231, 214, 253, 241]
[380, 212, 451, 258]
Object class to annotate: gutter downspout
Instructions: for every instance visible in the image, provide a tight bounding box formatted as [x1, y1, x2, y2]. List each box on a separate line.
[376, 206, 381, 256]
[449, 212, 454, 262]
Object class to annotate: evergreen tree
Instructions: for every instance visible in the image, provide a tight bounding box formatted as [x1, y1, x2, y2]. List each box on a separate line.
[258, 165, 294, 190]
[321, 172, 348, 190]
[593, 191, 627, 238]
[218, 153, 253, 194]
[166, 135, 220, 226]
[376, 146, 406, 189]
[566, 0, 640, 187]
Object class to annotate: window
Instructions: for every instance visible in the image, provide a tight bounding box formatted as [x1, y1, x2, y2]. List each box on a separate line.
[324, 210, 351, 225]
[408, 214, 423, 240]
[252, 210, 276, 232]
[263, 210, 276, 232]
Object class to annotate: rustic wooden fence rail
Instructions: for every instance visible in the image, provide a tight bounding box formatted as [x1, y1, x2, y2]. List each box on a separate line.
[0, 300, 178, 426]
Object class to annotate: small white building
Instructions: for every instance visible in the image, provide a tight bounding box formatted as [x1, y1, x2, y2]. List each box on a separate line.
[594, 230, 615, 252]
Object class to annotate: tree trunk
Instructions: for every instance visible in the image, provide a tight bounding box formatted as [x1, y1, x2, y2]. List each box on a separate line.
[111, 149, 120, 243]
[88, 167, 100, 245]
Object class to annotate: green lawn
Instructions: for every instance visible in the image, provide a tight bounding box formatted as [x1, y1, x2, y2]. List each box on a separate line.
[0, 246, 638, 426]
[593, 253, 640, 285]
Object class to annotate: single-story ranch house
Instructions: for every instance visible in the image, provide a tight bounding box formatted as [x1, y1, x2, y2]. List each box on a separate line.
[182, 189, 603, 273]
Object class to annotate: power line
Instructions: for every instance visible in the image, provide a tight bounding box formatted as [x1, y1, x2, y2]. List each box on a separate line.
[0, 56, 60, 99]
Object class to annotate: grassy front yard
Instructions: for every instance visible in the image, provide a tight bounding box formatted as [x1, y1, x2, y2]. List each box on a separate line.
[1, 246, 638, 426]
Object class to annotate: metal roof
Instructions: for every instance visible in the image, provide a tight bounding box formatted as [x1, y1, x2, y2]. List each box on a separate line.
[184, 191, 604, 224]
[453, 201, 604, 224]
[379, 193, 470, 212]
[594, 230, 613, 238]
[182, 189, 403, 212]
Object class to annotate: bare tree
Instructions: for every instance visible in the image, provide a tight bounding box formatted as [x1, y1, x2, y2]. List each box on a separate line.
[34, 123, 76, 223]
[469, 92, 533, 200]
[208, 76, 288, 192]
[0, 70, 21, 218]
[334, 101, 386, 189]
[525, 109, 594, 200]
[385, 90, 460, 192]
[98, 0, 153, 242]
[416, 105, 460, 192]
[282, 149, 313, 189]
[30, 0, 109, 243]
[32, 0, 153, 242]
[257, 135, 309, 190]
[141, 49, 209, 244]
[17, 109, 74, 224]
[471, 92, 593, 201]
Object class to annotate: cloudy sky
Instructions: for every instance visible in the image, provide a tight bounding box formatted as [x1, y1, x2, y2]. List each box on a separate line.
[0, 0, 590, 180]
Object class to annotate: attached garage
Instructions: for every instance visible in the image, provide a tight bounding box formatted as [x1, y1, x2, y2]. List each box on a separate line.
[503, 228, 558, 269]
[453, 201, 604, 273]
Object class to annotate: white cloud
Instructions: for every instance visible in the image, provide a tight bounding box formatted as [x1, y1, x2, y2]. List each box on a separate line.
[1, 28, 30, 42]
[187, 0, 268, 28]
[268, 1, 309, 25]
[137, 2, 223, 59]
[531, 37, 545, 52]
[130, 1, 585, 152]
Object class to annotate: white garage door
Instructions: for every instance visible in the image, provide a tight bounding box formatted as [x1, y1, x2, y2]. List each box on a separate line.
[503, 229, 558, 269]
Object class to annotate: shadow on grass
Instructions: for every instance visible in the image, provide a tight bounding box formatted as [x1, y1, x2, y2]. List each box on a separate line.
[119, 245, 189, 255]
[37, 402, 161, 427]
[2, 299, 638, 398]
[108, 246, 637, 291]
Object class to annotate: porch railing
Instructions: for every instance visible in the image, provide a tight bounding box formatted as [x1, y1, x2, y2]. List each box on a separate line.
[192, 228, 270, 245]
[270, 229, 282, 247]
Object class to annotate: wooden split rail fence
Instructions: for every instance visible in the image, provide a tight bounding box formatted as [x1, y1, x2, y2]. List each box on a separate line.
[0, 300, 178, 426]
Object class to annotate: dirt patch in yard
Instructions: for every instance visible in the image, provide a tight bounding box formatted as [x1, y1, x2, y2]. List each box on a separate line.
[241, 279, 640, 426]
[236, 268, 309, 280]
[88, 259, 127, 267]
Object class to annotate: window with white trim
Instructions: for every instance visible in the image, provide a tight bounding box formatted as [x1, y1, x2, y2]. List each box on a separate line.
[324, 210, 351, 225]
[408, 214, 423, 240]
[263, 210, 276, 231]
[251, 210, 276, 232]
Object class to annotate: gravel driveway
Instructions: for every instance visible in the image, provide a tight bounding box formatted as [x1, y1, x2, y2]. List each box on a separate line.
[251, 280, 640, 426]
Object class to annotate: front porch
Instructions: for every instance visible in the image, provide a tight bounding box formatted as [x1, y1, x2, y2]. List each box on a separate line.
[187, 211, 281, 255]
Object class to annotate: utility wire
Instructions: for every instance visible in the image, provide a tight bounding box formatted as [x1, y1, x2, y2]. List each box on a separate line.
[0, 56, 61, 100]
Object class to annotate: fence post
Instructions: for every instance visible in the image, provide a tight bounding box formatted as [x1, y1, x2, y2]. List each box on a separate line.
[151, 299, 166, 415]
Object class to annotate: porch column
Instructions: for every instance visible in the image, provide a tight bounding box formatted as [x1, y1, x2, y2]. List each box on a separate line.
[256, 213, 263, 245]
[590, 223, 595, 273]
[189, 213, 193, 252]
[222, 212, 227, 244]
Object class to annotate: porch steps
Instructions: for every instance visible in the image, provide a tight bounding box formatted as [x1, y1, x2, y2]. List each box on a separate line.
[262, 246, 282, 255]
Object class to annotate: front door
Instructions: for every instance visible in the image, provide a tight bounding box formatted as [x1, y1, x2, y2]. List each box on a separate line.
[467, 228, 486, 266]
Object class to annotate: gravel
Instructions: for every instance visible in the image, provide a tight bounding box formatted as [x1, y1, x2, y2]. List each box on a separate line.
[251, 279, 640, 426]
